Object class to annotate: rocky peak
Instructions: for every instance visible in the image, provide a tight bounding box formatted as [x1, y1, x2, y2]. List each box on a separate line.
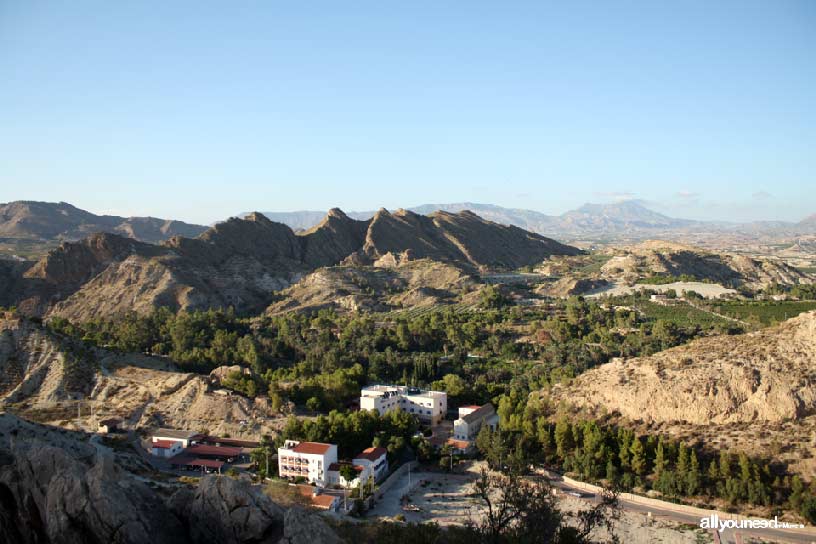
[23, 232, 157, 286]
[326, 207, 348, 220]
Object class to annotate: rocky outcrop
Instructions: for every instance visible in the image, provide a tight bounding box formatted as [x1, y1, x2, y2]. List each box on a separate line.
[170, 476, 284, 544]
[0, 414, 187, 544]
[281, 507, 343, 544]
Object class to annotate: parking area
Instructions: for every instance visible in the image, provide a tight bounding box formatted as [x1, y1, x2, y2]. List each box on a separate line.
[367, 461, 484, 525]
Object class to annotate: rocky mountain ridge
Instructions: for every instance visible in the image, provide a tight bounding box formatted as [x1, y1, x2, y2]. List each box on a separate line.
[1, 208, 580, 319]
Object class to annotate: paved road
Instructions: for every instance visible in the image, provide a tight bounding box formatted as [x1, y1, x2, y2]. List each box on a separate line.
[546, 473, 815, 544]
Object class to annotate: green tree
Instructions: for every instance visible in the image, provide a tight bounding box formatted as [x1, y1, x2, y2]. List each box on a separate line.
[630, 437, 646, 477]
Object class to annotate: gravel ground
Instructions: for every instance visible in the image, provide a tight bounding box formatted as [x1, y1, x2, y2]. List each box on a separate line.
[366, 461, 711, 542]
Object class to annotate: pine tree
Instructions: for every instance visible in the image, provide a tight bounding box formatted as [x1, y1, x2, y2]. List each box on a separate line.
[630, 437, 647, 476]
[554, 415, 574, 460]
[686, 449, 701, 496]
[677, 443, 689, 478]
[738, 452, 751, 482]
[719, 451, 731, 480]
[653, 439, 667, 479]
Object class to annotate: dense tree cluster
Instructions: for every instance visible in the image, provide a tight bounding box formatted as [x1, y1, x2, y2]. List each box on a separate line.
[476, 402, 816, 523]
[276, 408, 418, 460]
[48, 295, 728, 412]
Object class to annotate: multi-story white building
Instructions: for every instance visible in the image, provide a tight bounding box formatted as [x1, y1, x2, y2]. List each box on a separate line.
[451, 403, 499, 452]
[360, 385, 447, 426]
[277, 440, 338, 486]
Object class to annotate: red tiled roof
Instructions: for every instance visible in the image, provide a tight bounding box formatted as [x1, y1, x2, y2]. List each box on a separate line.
[311, 494, 338, 509]
[291, 442, 333, 455]
[185, 444, 242, 457]
[152, 439, 181, 449]
[187, 458, 224, 469]
[460, 405, 481, 410]
[447, 439, 471, 450]
[354, 447, 387, 461]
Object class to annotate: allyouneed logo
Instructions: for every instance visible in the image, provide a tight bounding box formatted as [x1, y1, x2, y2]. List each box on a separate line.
[700, 514, 805, 532]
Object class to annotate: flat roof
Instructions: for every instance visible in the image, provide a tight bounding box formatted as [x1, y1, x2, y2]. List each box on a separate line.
[185, 444, 242, 458]
[153, 428, 201, 440]
[201, 436, 260, 449]
[290, 442, 333, 455]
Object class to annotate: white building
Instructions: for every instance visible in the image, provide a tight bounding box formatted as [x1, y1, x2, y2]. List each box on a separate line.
[451, 403, 499, 451]
[151, 439, 184, 458]
[277, 440, 338, 486]
[360, 385, 447, 426]
[352, 446, 389, 482]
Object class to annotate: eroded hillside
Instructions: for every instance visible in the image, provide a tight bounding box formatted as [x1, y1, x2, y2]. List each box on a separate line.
[548, 311, 816, 477]
[0, 316, 280, 438]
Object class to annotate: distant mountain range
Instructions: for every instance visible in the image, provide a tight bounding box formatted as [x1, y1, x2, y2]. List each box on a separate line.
[0, 201, 207, 243]
[252, 201, 816, 240]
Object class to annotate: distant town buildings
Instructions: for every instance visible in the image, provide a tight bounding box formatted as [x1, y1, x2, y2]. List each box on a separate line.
[360, 385, 448, 426]
[450, 403, 499, 453]
[277, 440, 338, 486]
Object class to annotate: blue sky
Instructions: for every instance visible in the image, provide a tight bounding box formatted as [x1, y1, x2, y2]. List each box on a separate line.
[1, 1, 813, 224]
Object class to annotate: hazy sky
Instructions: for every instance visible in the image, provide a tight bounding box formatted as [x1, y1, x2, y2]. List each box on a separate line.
[1, 1, 814, 224]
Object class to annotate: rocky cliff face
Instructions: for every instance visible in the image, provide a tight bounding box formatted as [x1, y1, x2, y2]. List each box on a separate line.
[0, 413, 343, 544]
